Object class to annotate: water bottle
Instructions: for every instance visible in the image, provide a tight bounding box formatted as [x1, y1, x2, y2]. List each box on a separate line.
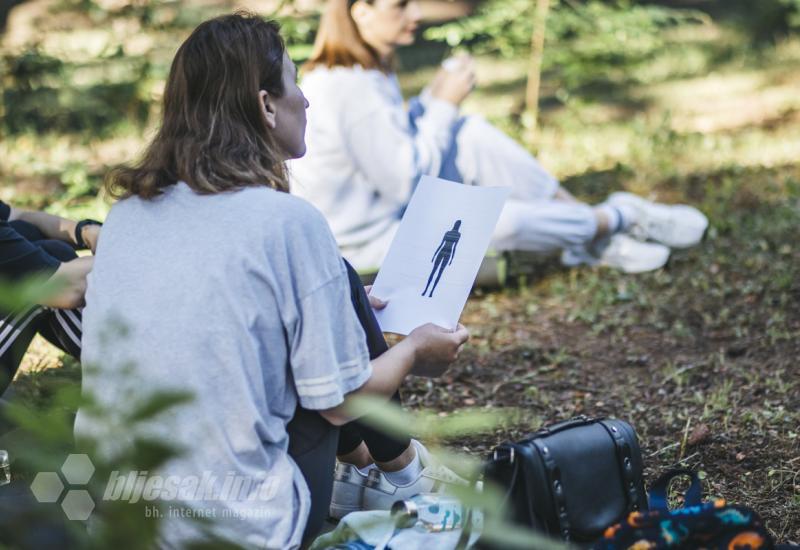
[0, 450, 9, 486]
[391, 494, 467, 532]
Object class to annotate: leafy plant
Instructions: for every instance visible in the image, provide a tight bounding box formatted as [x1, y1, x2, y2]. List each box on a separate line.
[346, 395, 568, 549]
[725, 0, 800, 41]
[425, 0, 709, 90]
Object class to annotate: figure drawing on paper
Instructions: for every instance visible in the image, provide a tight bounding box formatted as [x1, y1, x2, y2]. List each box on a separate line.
[422, 220, 462, 298]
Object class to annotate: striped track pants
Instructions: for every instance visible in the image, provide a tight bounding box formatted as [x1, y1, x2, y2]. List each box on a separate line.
[0, 305, 82, 393]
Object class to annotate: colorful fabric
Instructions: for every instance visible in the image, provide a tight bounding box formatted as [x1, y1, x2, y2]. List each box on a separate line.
[595, 499, 774, 550]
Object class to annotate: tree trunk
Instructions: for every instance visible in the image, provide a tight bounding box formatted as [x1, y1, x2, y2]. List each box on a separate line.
[524, 0, 551, 146]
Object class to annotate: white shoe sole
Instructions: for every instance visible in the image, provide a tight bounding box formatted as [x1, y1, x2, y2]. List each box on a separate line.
[608, 247, 670, 273]
[562, 235, 670, 273]
[609, 192, 709, 248]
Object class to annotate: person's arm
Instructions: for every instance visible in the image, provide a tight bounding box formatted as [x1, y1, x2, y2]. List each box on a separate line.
[318, 323, 469, 426]
[450, 238, 458, 265]
[0, 216, 93, 308]
[344, 84, 459, 208]
[9, 207, 77, 244]
[8, 207, 101, 253]
[343, 63, 477, 207]
[283, 204, 468, 425]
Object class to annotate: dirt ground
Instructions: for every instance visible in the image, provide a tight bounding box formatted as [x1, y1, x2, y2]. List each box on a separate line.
[401, 188, 800, 541]
[4, 1, 799, 545]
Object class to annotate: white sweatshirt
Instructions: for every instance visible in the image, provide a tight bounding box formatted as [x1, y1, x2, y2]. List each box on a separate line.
[288, 65, 459, 271]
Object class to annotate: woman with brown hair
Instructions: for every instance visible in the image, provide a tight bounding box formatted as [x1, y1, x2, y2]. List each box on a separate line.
[290, 0, 708, 275]
[74, 13, 467, 548]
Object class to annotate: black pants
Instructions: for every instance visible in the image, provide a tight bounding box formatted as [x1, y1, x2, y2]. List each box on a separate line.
[288, 260, 411, 544]
[0, 222, 82, 397]
[336, 261, 409, 463]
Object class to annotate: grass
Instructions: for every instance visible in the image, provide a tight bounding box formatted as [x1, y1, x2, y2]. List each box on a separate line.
[2, 4, 799, 545]
[398, 20, 800, 542]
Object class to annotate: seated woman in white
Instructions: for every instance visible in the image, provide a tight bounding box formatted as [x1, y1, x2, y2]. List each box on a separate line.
[289, 0, 708, 274]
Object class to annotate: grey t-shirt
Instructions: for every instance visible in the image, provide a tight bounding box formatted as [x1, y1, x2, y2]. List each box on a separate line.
[74, 182, 372, 549]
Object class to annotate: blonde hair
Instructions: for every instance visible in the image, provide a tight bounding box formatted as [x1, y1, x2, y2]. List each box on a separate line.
[107, 13, 290, 199]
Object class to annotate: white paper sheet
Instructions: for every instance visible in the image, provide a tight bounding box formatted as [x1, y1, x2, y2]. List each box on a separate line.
[370, 175, 510, 334]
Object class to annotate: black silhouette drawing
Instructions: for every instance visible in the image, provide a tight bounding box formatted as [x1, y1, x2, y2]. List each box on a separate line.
[422, 220, 462, 298]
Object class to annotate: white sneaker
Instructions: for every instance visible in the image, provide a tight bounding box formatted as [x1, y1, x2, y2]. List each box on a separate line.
[561, 234, 670, 273]
[329, 462, 369, 521]
[361, 440, 468, 512]
[607, 192, 709, 248]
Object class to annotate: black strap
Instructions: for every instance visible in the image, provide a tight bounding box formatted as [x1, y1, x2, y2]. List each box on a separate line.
[531, 438, 571, 541]
[598, 419, 641, 513]
[494, 445, 529, 522]
[456, 444, 520, 550]
[648, 468, 703, 512]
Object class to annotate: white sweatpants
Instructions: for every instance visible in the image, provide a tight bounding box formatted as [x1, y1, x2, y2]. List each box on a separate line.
[442, 115, 598, 253]
[343, 113, 599, 271]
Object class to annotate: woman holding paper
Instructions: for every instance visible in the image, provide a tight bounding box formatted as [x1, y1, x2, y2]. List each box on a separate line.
[76, 14, 467, 548]
[289, 0, 709, 274]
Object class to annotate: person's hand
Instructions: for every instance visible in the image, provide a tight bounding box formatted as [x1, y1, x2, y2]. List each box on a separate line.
[406, 323, 469, 377]
[81, 224, 101, 254]
[364, 285, 387, 310]
[41, 256, 94, 309]
[429, 55, 476, 106]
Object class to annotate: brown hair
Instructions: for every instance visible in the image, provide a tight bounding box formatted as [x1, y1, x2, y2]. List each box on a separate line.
[107, 12, 290, 199]
[304, 0, 389, 72]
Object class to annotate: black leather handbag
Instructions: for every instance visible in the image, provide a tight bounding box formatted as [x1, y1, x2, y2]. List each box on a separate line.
[481, 416, 648, 545]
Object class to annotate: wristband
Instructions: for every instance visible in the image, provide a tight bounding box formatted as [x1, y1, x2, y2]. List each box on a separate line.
[75, 219, 102, 250]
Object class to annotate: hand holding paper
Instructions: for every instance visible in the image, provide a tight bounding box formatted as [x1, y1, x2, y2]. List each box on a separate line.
[406, 322, 470, 377]
[370, 176, 510, 334]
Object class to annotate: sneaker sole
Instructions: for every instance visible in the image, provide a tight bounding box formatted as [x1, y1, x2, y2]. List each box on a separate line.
[609, 192, 709, 249]
[598, 235, 671, 273]
[610, 254, 669, 273]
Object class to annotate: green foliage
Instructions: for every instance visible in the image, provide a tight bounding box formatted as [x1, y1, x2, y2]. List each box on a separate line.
[278, 12, 320, 61]
[785, 0, 800, 28]
[725, 0, 800, 41]
[345, 396, 568, 550]
[425, 0, 709, 89]
[0, 274, 68, 313]
[0, 0, 312, 139]
[2, 75, 150, 137]
[0, 0, 319, 207]
[0, 0, 168, 136]
[3, 383, 190, 548]
[0, 278, 193, 547]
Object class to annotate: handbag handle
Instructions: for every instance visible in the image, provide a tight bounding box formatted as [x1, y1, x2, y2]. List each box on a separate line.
[531, 415, 594, 437]
[648, 468, 703, 511]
